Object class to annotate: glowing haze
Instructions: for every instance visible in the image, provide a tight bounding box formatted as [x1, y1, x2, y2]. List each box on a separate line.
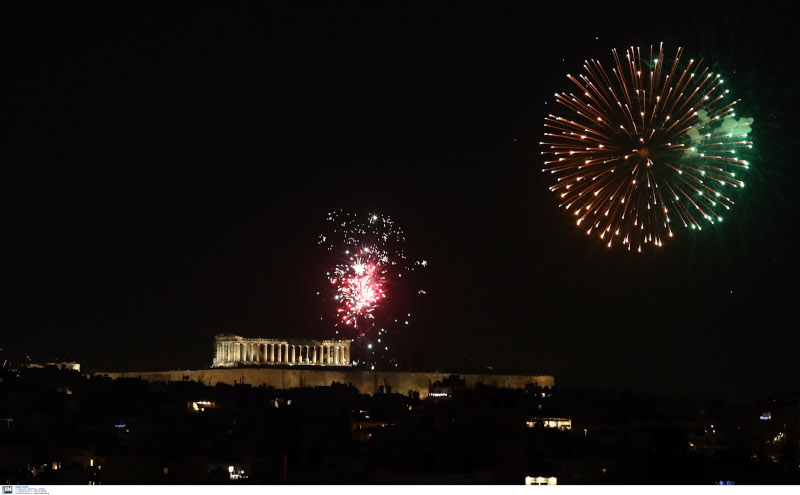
[542, 44, 754, 252]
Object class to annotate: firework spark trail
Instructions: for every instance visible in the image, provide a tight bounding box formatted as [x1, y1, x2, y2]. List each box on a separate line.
[542, 44, 754, 252]
[318, 211, 426, 368]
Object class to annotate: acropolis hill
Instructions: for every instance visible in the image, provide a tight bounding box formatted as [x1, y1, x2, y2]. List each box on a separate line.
[97, 367, 553, 399]
[96, 335, 554, 399]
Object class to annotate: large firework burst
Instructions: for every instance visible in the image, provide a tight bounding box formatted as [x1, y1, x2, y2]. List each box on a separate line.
[333, 246, 386, 327]
[542, 44, 754, 251]
[318, 211, 426, 368]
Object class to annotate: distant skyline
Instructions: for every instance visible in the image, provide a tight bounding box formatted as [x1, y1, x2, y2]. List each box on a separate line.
[3, 2, 798, 402]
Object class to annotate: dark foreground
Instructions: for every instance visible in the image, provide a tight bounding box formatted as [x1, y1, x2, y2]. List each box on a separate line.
[1, 366, 798, 484]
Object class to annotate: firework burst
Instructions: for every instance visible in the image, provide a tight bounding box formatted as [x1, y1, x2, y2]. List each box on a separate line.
[318, 211, 426, 368]
[333, 247, 386, 327]
[542, 44, 754, 251]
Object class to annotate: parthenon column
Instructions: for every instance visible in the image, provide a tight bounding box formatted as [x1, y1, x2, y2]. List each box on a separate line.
[214, 337, 359, 368]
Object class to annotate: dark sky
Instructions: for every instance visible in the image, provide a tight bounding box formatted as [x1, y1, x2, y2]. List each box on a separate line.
[3, 2, 798, 401]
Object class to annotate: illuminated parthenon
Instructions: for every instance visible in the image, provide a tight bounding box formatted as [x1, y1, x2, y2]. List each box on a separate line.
[212, 334, 351, 368]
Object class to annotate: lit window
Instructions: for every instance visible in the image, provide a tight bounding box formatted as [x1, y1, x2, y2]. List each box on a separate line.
[525, 476, 557, 485]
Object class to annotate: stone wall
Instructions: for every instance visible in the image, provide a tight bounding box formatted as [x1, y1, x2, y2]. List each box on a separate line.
[95, 368, 554, 399]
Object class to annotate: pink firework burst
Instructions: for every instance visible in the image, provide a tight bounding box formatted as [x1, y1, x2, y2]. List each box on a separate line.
[334, 249, 387, 326]
[319, 210, 426, 369]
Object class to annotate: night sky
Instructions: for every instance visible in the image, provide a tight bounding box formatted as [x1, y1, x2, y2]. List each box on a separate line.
[4, 2, 798, 402]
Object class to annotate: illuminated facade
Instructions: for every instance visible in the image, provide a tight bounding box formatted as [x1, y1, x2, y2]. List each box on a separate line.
[525, 476, 557, 485]
[526, 417, 572, 431]
[212, 334, 351, 368]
